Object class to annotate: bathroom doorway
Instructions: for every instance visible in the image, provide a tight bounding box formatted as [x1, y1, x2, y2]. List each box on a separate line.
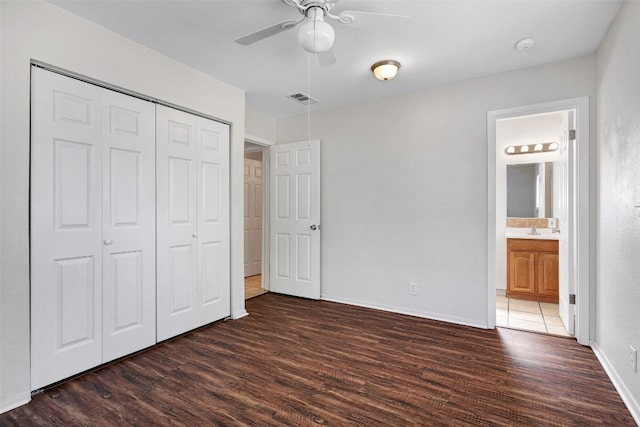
[244, 141, 269, 299]
[487, 97, 592, 345]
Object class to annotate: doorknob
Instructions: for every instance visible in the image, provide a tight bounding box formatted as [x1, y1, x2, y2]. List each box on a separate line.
[310, 225, 318, 231]
[103, 240, 113, 246]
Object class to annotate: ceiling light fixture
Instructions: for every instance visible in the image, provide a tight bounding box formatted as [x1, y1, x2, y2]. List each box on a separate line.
[371, 60, 401, 81]
[298, 7, 335, 53]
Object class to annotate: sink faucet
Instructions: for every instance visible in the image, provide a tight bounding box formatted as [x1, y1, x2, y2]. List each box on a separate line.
[552, 227, 561, 233]
[528, 224, 540, 235]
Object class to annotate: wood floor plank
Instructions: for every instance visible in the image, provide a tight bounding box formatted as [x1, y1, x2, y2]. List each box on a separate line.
[1, 293, 634, 426]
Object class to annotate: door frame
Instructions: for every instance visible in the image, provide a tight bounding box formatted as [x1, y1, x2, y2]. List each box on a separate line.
[487, 97, 592, 345]
[244, 134, 274, 293]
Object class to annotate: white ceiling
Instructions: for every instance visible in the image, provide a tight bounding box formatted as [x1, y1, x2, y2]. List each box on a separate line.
[50, 0, 622, 118]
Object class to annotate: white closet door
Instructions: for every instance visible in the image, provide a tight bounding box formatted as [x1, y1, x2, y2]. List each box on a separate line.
[196, 117, 230, 325]
[157, 106, 230, 341]
[156, 106, 199, 341]
[31, 68, 103, 389]
[101, 90, 156, 362]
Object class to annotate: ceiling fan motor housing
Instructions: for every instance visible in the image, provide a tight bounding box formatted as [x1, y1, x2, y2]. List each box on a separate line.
[291, 0, 336, 16]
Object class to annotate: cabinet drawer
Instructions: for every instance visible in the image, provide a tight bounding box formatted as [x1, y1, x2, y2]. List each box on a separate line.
[508, 238, 558, 253]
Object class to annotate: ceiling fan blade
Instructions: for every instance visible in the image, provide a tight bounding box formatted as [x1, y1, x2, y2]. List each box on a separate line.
[337, 10, 411, 25]
[235, 20, 300, 45]
[317, 49, 336, 66]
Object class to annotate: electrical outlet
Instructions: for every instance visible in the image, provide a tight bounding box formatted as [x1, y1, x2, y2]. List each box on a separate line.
[408, 282, 418, 296]
[630, 345, 637, 373]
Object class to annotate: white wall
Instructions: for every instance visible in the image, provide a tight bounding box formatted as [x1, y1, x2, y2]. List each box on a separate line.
[277, 56, 595, 327]
[594, 0, 640, 421]
[0, 1, 246, 412]
[246, 107, 277, 143]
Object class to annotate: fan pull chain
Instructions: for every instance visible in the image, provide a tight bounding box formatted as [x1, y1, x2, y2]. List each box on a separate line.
[307, 51, 311, 144]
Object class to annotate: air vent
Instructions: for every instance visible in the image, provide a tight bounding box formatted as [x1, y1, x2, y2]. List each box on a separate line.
[287, 92, 318, 105]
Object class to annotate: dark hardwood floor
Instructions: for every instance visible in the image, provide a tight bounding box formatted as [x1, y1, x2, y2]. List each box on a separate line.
[1, 293, 634, 426]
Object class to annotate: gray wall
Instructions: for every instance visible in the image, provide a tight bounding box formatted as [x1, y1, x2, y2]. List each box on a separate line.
[246, 107, 277, 142]
[277, 55, 596, 328]
[595, 0, 640, 418]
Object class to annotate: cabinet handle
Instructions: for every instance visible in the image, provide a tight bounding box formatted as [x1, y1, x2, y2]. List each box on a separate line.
[103, 240, 113, 246]
[192, 233, 198, 238]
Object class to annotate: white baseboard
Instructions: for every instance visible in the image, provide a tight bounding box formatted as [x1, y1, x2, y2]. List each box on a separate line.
[591, 341, 640, 425]
[0, 395, 30, 415]
[321, 294, 486, 329]
[231, 309, 249, 320]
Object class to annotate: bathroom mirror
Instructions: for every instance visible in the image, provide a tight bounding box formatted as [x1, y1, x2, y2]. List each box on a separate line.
[507, 162, 557, 218]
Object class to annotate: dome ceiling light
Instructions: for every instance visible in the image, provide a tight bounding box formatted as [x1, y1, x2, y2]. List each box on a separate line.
[371, 60, 401, 81]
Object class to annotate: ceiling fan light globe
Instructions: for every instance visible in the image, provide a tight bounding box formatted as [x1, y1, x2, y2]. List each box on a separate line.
[298, 20, 335, 53]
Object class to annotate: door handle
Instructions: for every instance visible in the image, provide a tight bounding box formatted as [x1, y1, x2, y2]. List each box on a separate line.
[103, 240, 113, 246]
[310, 224, 318, 231]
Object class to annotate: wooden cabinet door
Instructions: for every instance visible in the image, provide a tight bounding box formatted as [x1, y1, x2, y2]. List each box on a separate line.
[509, 251, 536, 294]
[537, 253, 559, 297]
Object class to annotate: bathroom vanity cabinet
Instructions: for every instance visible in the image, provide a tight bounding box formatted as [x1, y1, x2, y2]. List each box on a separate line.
[507, 238, 559, 303]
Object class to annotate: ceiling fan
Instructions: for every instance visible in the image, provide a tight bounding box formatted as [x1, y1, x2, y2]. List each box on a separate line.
[235, 0, 409, 65]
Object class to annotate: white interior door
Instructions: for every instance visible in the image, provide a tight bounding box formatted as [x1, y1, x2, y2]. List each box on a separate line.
[269, 140, 321, 299]
[244, 157, 263, 277]
[101, 90, 156, 362]
[195, 116, 230, 325]
[31, 68, 104, 389]
[157, 106, 230, 341]
[157, 106, 199, 341]
[31, 68, 158, 388]
[558, 111, 576, 335]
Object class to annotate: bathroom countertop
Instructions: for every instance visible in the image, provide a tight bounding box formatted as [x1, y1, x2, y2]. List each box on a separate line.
[505, 228, 560, 240]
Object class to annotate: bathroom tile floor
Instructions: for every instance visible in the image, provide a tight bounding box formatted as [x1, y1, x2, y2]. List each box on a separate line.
[496, 296, 571, 337]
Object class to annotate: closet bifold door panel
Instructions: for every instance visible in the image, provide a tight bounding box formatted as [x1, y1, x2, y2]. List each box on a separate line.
[156, 105, 230, 342]
[30, 68, 156, 390]
[100, 89, 156, 363]
[31, 68, 103, 390]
